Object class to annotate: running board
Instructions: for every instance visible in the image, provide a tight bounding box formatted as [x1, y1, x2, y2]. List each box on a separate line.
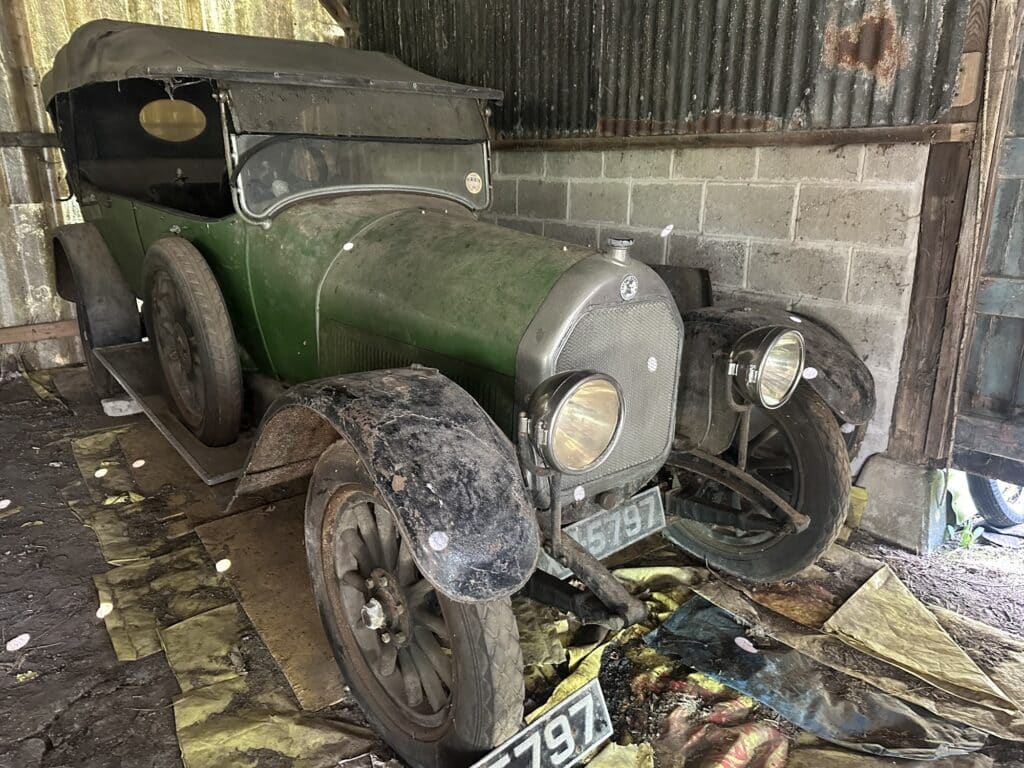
[93, 342, 252, 486]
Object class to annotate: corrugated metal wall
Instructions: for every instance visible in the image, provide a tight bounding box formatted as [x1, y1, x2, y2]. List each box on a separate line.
[347, 0, 969, 139]
[0, 0, 339, 370]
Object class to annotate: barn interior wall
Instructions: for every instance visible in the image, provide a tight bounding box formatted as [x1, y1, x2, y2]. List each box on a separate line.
[489, 143, 929, 466]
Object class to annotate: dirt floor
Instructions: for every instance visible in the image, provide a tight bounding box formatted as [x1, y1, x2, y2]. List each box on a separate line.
[848, 531, 1024, 638]
[0, 374, 182, 768]
[2, 366, 1024, 767]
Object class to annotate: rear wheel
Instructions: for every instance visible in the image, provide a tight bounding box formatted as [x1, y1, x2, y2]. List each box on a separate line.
[667, 388, 850, 581]
[967, 474, 1024, 528]
[74, 290, 120, 399]
[142, 238, 241, 446]
[305, 442, 523, 768]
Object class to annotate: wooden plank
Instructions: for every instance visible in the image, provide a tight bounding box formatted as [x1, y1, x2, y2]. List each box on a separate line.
[954, 412, 1024, 462]
[888, 142, 974, 465]
[0, 131, 60, 148]
[953, 446, 1024, 485]
[975, 276, 1024, 318]
[0, 318, 77, 345]
[495, 123, 977, 152]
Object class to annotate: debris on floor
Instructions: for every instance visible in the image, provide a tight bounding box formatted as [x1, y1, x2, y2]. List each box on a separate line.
[5, 366, 1023, 767]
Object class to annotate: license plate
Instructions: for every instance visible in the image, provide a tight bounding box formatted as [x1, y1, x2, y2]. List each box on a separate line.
[470, 679, 612, 768]
[538, 486, 666, 579]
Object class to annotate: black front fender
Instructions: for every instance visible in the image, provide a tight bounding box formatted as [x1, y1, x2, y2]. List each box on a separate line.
[677, 304, 876, 452]
[229, 368, 540, 603]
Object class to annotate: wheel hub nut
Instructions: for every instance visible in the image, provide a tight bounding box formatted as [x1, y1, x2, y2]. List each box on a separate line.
[360, 598, 386, 630]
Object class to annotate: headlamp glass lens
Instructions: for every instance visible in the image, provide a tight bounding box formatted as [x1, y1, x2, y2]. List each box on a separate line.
[758, 330, 804, 407]
[550, 378, 621, 472]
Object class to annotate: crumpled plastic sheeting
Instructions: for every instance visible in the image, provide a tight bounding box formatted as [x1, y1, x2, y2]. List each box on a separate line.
[696, 581, 1024, 742]
[823, 565, 1016, 714]
[587, 742, 655, 767]
[729, 544, 883, 629]
[63, 480, 175, 566]
[71, 428, 137, 503]
[646, 597, 988, 760]
[159, 603, 376, 768]
[933, 606, 1024, 715]
[522, 565, 706, 723]
[93, 543, 235, 660]
[650, 674, 788, 768]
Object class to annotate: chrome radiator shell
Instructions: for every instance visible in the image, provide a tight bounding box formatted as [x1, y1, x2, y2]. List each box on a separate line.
[516, 255, 683, 498]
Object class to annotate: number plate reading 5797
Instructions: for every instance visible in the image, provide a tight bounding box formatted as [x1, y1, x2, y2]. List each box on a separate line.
[470, 679, 612, 768]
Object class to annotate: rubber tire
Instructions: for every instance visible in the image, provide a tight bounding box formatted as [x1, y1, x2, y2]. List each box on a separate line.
[305, 441, 524, 768]
[670, 389, 851, 582]
[74, 291, 121, 399]
[967, 474, 1024, 528]
[142, 238, 242, 447]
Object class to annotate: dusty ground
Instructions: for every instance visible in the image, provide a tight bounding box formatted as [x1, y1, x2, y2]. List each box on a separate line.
[849, 530, 1024, 638]
[2, 367, 1024, 767]
[0, 375, 182, 768]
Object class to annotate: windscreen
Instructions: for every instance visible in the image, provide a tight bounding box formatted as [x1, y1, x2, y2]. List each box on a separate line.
[234, 134, 490, 217]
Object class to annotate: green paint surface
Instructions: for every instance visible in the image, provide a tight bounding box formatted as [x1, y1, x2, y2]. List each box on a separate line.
[87, 192, 591, 427]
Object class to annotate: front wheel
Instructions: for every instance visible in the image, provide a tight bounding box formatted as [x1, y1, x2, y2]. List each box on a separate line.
[305, 442, 524, 768]
[667, 388, 850, 581]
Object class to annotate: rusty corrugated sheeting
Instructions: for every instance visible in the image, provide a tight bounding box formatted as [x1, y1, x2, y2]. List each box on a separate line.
[346, 0, 969, 139]
[0, 0, 339, 369]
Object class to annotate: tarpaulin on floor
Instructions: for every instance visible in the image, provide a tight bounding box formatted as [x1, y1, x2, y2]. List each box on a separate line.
[159, 602, 377, 768]
[646, 597, 988, 760]
[822, 565, 1016, 714]
[695, 580, 1024, 742]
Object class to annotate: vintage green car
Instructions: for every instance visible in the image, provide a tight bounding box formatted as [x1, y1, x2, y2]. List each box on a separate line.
[44, 20, 875, 767]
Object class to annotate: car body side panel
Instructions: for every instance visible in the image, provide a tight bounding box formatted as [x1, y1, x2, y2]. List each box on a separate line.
[132, 202, 271, 372]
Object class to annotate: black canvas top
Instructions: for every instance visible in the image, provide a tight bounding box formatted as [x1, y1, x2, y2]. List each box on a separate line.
[41, 19, 502, 104]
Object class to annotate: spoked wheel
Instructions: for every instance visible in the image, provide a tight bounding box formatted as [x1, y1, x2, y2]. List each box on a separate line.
[967, 474, 1024, 528]
[305, 442, 523, 768]
[143, 238, 241, 447]
[668, 388, 850, 581]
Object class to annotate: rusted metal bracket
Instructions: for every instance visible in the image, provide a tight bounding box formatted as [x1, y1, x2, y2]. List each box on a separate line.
[519, 569, 626, 630]
[665, 449, 810, 534]
[553, 537, 648, 627]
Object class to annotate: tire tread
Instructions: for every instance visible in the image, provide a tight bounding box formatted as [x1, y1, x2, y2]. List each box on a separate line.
[143, 238, 242, 446]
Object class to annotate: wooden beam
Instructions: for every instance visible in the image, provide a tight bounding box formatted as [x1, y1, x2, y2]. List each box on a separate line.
[0, 131, 59, 148]
[0, 319, 77, 346]
[887, 142, 974, 466]
[494, 123, 976, 152]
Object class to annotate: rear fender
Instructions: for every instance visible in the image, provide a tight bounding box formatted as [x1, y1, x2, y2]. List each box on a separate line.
[228, 368, 540, 603]
[52, 223, 140, 345]
[677, 305, 876, 454]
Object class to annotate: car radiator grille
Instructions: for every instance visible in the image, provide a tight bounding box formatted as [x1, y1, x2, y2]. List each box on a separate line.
[555, 299, 681, 488]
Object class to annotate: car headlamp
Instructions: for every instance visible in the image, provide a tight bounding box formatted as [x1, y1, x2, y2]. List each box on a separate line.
[528, 371, 623, 474]
[729, 328, 805, 409]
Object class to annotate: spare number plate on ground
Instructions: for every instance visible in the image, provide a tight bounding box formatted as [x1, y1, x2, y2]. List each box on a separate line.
[470, 678, 612, 768]
[539, 486, 666, 579]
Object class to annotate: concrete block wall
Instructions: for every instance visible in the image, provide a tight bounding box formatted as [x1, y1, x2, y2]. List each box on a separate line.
[487, 143, 929, 467]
